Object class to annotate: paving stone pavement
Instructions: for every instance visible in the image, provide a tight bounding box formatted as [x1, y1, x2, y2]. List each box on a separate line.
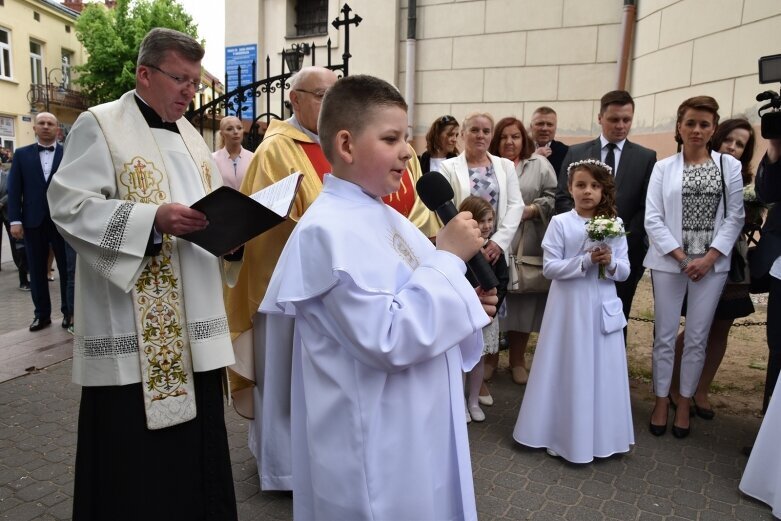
[0, 259, 777, 520]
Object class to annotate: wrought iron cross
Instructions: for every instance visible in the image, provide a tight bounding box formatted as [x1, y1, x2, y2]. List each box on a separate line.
[331, 3, 362, 77]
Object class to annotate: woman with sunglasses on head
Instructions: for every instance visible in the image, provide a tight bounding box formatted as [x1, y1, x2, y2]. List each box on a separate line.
[419, 115, 459, 174]
[486, 117, 557, 388]
[669, 118, 757, 420]
[440, 112, 524, 422]
[645, 96, 744, 439]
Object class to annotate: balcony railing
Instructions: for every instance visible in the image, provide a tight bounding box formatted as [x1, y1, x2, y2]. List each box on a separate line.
[28, 83, 91, 111]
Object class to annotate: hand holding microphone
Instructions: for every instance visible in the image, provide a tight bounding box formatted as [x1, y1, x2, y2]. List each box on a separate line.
[436, 211, 483, 262]
[416, 171, 500, 290]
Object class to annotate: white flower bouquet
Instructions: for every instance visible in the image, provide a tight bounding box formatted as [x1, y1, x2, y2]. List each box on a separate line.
[585, 215, 626, 279]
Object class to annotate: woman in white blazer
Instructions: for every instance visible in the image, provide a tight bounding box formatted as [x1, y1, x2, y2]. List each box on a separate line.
[644, 96, 744, 439]
[440, 112, 524, 423]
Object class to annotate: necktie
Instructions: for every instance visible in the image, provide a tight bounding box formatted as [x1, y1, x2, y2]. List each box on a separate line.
[605, 143, 616, 173]
[39, 145, 55, 152]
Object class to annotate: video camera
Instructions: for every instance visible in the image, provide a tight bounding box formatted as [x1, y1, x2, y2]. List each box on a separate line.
[757, 54, 781, 139]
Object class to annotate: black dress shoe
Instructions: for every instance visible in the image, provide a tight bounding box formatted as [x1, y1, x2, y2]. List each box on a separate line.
[693, 402, 715, 420]
[742, 445, 753, 457]
[29, 317, 52, 332]
[671, 424, 690, 439]
[61, 315, 73, 329]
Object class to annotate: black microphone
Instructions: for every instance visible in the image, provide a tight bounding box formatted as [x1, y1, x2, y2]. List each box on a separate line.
[416, 171, 499, 290]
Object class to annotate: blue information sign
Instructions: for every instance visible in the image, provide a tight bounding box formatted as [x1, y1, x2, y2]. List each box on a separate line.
[225, 44, 257, 120]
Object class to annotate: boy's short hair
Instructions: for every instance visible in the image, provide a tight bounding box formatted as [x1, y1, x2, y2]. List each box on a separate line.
[318, 75, 407, 161]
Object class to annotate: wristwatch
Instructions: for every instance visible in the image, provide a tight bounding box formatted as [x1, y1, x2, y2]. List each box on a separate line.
[678, 256, 692, 270]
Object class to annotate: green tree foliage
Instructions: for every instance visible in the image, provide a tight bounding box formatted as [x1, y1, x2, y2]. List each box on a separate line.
[75, 0, 201, 104]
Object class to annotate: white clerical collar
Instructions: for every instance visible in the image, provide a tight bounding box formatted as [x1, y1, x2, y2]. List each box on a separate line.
[287, 115, 320, 144]
[600, 135, 626, 151]
[323, 173, 381, 202]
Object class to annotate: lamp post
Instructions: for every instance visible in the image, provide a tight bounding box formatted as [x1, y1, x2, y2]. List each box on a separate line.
[283, 43, 310, 74]
[44, 67, 66, 112]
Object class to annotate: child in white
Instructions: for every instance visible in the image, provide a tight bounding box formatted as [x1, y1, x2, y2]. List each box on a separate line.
[459, 196, 509, 423]
[513, 159, 635, 463]
[260, 75, 495, 521]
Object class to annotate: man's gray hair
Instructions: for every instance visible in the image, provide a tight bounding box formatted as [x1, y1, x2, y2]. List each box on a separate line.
[137, 28, 204, 68]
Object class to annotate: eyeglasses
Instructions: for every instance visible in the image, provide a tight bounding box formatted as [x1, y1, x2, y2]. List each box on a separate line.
[295, 88, 328, 101]
[146, 64, 206, 93]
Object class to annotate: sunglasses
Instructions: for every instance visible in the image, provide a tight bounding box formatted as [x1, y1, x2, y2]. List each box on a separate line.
[439, 115, 457, 125]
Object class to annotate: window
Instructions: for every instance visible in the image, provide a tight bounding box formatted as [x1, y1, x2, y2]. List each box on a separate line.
[33, 11, 40, 22]
[61, 50, 73, 89]
[0, 115, 14, 155]
[295, 0, 328, 37]
[0, 27, 11, 79]
[30, 40, 42, 86]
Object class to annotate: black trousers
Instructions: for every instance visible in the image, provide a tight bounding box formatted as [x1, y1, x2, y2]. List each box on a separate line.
[1, 217, 28, 285]
[765, 276, 781, 413]
[23, 217, 67, 319]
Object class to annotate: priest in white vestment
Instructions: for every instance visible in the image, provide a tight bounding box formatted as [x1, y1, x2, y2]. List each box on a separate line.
[261, 75, 494, 521]
[48, 28, 240, 520]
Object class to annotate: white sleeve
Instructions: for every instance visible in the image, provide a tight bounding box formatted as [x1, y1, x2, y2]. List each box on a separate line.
[296, 250, 489, 373]
[48, 112, 159, 293]
[644, 161, 680, 256]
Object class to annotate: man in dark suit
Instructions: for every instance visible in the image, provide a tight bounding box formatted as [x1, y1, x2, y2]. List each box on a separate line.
[555, 90, 657, 330]
[751, 138, 781, 413]
[7, 112, 70, 331]
[530, 106, 569, 175]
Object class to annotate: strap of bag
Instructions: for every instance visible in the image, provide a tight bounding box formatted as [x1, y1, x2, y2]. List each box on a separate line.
[719, 153, 727, 219]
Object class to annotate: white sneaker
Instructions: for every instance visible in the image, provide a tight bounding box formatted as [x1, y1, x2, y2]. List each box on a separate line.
[468, 405, 485, 422]
[546, 448, 559, 458]
[465, 405, 472, 424]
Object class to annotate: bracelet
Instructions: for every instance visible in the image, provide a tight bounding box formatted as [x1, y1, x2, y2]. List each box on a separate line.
[678, 256, 692, 270]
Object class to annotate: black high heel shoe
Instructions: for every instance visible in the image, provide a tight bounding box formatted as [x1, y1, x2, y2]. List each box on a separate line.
[669, 394, 695, 417]
[671, 402, 692, 439]
[649, 401, 669, 437]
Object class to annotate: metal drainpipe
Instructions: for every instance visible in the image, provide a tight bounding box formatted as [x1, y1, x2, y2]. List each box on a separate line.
[616, 0, 637, 90]
[405, 0, 417, 141]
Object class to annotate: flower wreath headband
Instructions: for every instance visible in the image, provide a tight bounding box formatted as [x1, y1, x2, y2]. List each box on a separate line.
[566, 158, 613, 177]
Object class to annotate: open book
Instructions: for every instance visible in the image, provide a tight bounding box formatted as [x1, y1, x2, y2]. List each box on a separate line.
[181, 172, 304, 256]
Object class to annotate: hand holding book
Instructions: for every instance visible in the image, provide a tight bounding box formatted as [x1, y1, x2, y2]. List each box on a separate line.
[180, 172, 304, 256]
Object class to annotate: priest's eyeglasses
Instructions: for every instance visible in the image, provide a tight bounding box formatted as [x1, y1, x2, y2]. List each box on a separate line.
[295, 88, 328, 101]
[147, 64, 207, 93]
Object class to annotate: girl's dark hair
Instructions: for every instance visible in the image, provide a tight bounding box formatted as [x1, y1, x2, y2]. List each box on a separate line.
[425, 115, 459, 156]
[711, 117, 755, 185]
[488, 117, 534, 161]
[568, 163, 617, 218]
[458, 195, 494, 222]
[674, 95, 720, 147]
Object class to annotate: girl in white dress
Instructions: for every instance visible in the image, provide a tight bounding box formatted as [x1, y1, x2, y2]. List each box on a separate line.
[513, 160, 635, 463]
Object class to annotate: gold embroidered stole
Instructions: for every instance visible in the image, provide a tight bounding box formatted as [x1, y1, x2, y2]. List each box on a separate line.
[90, 91, 216, 429]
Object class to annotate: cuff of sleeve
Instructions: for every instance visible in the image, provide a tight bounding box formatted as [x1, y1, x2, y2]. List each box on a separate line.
[144, 227, 163, 257]
[427, 249, 468, 275]
[581, 253, 593, 272]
